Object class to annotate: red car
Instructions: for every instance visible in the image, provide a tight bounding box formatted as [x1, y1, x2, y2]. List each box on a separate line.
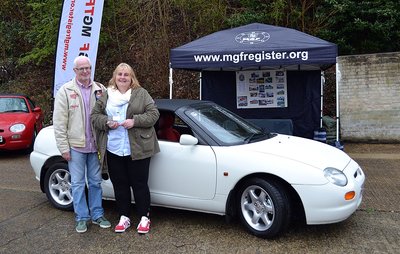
[0, 94, 44, 152]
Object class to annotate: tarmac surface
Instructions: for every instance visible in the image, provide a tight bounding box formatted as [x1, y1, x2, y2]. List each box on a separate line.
[344, 143, 400, 213]
[0, 143, 399, 254]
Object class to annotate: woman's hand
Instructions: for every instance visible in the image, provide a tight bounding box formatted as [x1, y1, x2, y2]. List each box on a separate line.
[107, 120, 119, 129]
[120, 118, 134, 129]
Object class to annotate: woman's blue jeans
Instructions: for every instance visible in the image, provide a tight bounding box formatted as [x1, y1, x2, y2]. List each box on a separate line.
[68, 149, 104, 221]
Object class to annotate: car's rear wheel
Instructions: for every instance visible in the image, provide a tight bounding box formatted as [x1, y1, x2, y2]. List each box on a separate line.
[44, 163, 73, 211]
[237, 178, 290, 238]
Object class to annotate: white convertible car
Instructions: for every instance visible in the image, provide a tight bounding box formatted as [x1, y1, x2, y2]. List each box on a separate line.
[30, 99, 365, 238]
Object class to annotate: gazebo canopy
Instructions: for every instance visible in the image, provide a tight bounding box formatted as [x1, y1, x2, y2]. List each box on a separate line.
[169, 23, 340, 141]
[170, 23, 337, 71]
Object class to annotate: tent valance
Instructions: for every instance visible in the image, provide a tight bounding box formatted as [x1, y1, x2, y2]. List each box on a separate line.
[170, 23, 337, 71]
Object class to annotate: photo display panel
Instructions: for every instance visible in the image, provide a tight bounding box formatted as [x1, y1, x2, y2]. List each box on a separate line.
[236, 70, 288, 109]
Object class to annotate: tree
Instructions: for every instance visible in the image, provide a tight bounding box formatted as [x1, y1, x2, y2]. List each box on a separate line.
[225, 0, 339, 35]
[318, 0, 400, 55]
[1, 0, 399, 124]
[20, 0, 61, 65]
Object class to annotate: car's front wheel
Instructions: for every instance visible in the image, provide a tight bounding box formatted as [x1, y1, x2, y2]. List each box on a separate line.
[44, 163, 73, 211]
[237, 178, 290, 238]
[24, 129, 37, 154]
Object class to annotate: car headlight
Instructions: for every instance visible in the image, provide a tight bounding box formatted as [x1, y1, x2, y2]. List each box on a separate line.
[10, 124, 26, 133]
[323, 167, 348, 186]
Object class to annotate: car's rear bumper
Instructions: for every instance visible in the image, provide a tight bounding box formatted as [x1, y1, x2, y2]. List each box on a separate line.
[30, 150, 48, 182]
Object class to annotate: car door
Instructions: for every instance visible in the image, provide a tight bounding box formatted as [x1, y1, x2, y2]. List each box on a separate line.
[149, 140, 217, 202]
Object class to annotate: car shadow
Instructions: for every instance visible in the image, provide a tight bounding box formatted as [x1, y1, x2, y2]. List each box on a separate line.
[0, 150, 30, 159]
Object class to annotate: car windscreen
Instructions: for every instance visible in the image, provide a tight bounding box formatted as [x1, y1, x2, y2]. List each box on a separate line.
[0, 97, 28, 113]
[184, 103, 269, 145]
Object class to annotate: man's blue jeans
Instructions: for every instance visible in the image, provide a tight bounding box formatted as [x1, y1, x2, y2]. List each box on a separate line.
[69, 149, 104, 221]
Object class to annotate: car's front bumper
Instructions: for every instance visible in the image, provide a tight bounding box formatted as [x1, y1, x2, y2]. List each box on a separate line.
[0, 132, 32, 150]
[0, 141, 31, 150]
[292, 159, 365, 224]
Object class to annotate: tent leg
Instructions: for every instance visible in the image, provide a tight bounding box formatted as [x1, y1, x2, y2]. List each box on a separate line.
[335, 63, 340, 142]
[320, 71, 325, 128]
[199, 71, 202, 100]
[169, 65, 173, 99]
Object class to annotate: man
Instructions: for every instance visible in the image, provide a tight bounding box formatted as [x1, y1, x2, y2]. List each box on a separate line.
[53, 55, 111, 233]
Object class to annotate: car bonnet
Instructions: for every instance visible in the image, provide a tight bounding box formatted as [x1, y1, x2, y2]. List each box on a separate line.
[0, 113, 32, 126]
[241, 134, 351, 170]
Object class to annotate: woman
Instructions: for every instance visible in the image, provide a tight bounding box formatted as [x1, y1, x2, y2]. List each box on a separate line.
[91, 63, 160, 234]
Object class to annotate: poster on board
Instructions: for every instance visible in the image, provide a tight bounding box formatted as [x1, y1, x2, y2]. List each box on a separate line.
[236, 70, 288, 109]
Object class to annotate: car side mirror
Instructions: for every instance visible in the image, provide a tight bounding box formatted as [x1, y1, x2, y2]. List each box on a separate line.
[179, 134, 198, 145]
[33, 107, 42, 112]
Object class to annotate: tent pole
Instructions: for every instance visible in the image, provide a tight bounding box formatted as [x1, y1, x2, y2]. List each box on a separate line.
[335, 62, 340, 142]
[199, 71, 202, 100]
[169, 64, 173, 99]
[320, 71, 325, 128]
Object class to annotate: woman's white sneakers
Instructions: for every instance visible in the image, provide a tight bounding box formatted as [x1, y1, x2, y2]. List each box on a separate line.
[114, 215, 131, 233]
[114, 215, 150, 234]
[137, 216, 151, 234]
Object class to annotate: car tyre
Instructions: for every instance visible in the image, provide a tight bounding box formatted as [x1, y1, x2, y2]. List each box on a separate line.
[24, 129, 37, 154]
[237, 178, 290, 238]
[44, 163, 73, 211]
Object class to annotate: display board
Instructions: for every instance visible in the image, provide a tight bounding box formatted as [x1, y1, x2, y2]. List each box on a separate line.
[236, 70, 287, 108]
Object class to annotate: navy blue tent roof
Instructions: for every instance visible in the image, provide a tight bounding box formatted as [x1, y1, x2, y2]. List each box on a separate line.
[170, 23, 337, 71]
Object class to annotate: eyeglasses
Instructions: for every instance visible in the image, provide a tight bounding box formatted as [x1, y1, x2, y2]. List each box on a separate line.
[75, 67, 91, 72]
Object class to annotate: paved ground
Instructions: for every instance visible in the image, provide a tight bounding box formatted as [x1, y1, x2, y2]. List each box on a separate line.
[345, 142, 400, 158]
[0, 143, 399, 253]
[344, 143, 400, 218]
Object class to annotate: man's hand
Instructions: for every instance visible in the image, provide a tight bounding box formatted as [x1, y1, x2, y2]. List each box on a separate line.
[62, 152, 71, 161]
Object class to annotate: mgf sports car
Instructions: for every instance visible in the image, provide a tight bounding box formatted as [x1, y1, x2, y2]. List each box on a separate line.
[30, 99, 365, 238]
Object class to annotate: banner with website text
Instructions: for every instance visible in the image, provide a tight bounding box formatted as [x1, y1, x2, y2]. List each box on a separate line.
[53, 0, 104, 97]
